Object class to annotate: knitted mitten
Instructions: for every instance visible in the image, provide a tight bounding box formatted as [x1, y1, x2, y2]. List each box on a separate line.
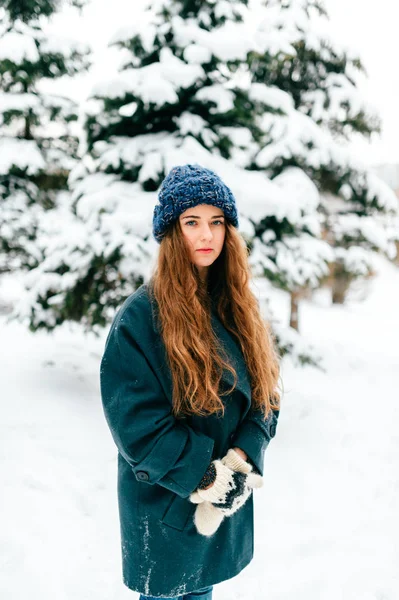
[189, 449, 263, 537]
[221, 447, 260, 474]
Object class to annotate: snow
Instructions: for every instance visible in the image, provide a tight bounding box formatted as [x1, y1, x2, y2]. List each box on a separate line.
[1, 253, 398, 599]
[2, 0, 396, 343]
[256, 110, 350, 172]
[249, 0, 381, 143]
[191, 20, 254, 63]
[0, 92, 75, 116]
[183, 43, 212, 65]
[333, 245, 376, 276]
[0, 91, 78, 174]
[251, 11, 296, 58]
[214, 0, 238, 21]
[250, 233, 334, 289]
[272, 167, 320, 220]
[254, 105, 399, 221]
[0, 29, 39, 63]
[118, 101, 138, 117]
[1, 9, 397, 598]
[172, 15, 258, 63]
[273, 235, 333, 287]
[91, 47, 204, 106]
[248, 83, 294, 113]
[0, 138, 45, 175]
[364, 172, 399, 212]
[138, 151, 163, 184]
[0, 13, 87, 183]
[330, 213, 396, 254]
[0, 92, 41, 113]
[110, 17, 156, 53]
[0, 18, 89, 66]
[175, 113, 209, 136]
[256, 0, 364, 62]
[218, 127, 253, 149]
[303, 72, 375, 126]
[150, 135, 288, 223]
[84, 132, 291, 225]
[39, 34, 88, 57]
[194, 85, 236, 114]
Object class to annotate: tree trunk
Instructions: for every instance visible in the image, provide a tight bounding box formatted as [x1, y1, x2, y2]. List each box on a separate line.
[290, 289, 300, 331]
[24, 113, 32, 139]
[331, 262, 352, 304]
[395, 241, 399, 266]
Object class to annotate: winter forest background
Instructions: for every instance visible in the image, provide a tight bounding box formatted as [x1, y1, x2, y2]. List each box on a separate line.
[1, 1, 398, 599]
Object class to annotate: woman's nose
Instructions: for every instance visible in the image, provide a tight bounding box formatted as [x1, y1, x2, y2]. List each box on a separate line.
[200, 225, 213, 240]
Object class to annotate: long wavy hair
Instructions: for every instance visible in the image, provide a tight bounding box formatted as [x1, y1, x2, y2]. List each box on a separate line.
[149, 218, 282, 420]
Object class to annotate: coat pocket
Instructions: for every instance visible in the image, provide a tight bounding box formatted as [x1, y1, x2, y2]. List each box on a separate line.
[161, 493, 196, 531]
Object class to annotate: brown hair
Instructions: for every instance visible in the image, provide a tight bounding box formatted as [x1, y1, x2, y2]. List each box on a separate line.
[149, 218, 281, 420]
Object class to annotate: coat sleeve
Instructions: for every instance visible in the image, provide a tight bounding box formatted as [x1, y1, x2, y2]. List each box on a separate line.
[230, 405, 279, 476]
[100, 303, 215, 499]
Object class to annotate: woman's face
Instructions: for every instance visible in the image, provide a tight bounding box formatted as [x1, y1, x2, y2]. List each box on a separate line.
[179, 204, 226, 279]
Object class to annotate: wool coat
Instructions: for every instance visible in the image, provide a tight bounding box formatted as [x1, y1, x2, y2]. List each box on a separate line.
[99, 283, 279, 598]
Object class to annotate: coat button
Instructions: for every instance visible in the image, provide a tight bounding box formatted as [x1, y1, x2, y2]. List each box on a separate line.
[269, 424, 277, 438]
[136, 471, 149, 481]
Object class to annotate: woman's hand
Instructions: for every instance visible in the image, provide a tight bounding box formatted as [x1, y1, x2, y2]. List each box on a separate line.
[189, 449, 263, 536]
[232, 447, 247, 461]
[201, 481, 214, 490]
[199, 447, 248, 489]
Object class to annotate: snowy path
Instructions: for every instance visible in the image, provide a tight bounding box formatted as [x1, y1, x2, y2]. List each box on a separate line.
[0, 256, 398, 600]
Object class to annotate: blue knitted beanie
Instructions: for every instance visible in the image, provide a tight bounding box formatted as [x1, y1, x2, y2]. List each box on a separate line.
[152, 164, 239, 243]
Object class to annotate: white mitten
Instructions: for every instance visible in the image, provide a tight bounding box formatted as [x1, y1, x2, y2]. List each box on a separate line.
[189, 449, 263, 536]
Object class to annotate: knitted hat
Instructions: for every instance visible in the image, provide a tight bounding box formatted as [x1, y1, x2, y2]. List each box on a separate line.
[152, 164, 239, 243]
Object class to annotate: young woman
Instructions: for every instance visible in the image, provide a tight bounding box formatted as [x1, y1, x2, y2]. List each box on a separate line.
[100, 164, 281, 600]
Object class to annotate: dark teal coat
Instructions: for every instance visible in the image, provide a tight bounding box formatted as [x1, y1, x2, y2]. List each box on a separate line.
[100, 283, 279, 597]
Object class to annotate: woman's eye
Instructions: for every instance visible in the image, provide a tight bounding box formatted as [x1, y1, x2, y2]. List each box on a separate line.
[185, 220, 224, 226]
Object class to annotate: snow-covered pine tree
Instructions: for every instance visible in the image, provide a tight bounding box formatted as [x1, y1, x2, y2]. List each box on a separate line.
[0, 1, 90, 272]
[248, 0, 399, 303]
[248, 166, 334, 331]
[11, 0, 331, 348]
[1, 0, 85, 22]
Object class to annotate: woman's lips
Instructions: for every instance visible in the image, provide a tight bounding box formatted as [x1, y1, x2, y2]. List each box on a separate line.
[197, 249, 213, 253]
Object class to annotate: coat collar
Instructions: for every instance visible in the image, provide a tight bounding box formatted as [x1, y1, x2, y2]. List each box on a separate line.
[144, 284, 252, 405]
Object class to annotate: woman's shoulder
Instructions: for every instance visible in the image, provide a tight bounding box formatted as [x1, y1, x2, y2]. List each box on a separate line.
[117, 283, 150, 314]
[101, 284, 160, 364]
[114, 283, 151, 321]
[111, 283, 159, 335]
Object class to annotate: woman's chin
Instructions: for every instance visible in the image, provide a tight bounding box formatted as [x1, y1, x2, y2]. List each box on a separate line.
[194, 257, 215, 267]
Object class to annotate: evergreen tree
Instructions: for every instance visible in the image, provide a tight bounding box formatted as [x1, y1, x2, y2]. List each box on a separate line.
[0, 2, 90, 271]
[248, 0, 399, 304]
[11, 0, 331, 344]
[253, 0, 379, 138]
[2, 0, 85, 23]
[249, 166, 333, 331]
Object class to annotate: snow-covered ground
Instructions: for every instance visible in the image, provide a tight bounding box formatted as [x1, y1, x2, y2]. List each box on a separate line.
[1, 255, 398, 600]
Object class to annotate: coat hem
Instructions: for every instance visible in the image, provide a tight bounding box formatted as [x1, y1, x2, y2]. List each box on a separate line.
[122, 553, 253, 598]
